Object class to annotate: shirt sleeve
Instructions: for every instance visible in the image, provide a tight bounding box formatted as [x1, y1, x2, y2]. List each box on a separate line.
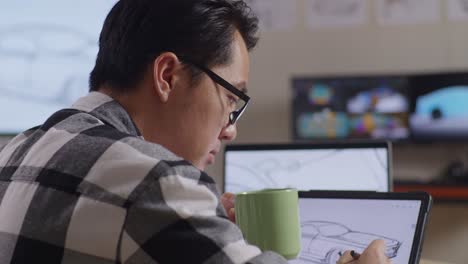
[119, 160, 288, 264]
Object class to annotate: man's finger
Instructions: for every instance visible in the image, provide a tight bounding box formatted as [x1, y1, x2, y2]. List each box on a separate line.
[228, 208, 236, 223]
[221, 193, 235, 209]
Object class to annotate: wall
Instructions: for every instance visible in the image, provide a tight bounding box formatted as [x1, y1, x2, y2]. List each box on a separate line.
[206, 0, 468, 263]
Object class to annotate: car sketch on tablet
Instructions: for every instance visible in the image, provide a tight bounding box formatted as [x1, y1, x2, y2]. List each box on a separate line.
[298, 221, 401, 264]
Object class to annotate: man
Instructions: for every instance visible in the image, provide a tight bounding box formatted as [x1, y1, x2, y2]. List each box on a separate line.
[0, 0, 390, 263]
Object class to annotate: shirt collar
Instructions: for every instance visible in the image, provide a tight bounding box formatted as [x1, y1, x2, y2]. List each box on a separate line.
[71, 92, 142, 137]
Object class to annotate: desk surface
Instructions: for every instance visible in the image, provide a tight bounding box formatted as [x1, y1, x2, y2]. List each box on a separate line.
[421, 259, 456, 264]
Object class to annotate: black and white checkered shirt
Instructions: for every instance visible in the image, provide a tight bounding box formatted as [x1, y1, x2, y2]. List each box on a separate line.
[0, 92, 286, 264]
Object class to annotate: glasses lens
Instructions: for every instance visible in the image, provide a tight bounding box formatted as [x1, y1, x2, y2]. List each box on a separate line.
[229, 100, 248, 124]
[229, 112, 236, 125]
[235, 98, 246, 113]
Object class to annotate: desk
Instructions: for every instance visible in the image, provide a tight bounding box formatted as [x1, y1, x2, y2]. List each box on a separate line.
[420, 259, 456, 264]
[394, 182, 468, 202]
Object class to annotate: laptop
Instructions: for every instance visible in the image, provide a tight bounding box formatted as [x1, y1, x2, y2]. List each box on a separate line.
[292, 191, 432, 264]
[224, 142, 392, 193]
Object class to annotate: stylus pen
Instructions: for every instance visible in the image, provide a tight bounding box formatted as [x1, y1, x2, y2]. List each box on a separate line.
[350, 250, 361, 260]
[338, 250, 361, 260]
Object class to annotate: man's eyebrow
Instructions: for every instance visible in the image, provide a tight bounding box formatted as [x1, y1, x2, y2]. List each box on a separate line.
[233, 81, 248, 94]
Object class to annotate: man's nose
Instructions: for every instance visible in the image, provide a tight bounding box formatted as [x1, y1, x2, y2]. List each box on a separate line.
[219, 122, 237, 141]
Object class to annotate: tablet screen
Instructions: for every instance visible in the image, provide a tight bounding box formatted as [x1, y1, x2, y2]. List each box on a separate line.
[291, 197, 422, 264]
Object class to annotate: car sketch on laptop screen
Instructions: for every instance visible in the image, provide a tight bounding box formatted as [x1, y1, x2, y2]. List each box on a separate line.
[224, 143, 391, 194]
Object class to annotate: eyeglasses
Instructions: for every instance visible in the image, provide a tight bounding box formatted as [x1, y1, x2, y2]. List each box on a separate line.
[186, 62, 250, 125]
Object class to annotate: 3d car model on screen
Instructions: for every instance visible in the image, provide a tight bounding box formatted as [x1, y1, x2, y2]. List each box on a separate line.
[299, 221, 401, 264]
[410, 86, 468, 137]
[0, 24, 96, 105]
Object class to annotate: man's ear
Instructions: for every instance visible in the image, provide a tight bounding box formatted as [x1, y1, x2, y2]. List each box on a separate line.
[152, 52, 180, 103]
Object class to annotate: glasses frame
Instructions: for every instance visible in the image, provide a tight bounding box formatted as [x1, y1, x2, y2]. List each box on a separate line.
[186, 62, 250, 125]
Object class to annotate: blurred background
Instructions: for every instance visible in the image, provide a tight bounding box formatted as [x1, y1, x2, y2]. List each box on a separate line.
[2, 0, 468, 263]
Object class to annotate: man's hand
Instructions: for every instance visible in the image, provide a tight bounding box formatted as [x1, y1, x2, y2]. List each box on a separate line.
[337, 240, 391, 264]
[221, 192, 236, 223]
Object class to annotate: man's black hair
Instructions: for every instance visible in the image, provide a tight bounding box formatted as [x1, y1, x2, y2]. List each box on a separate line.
[89, 0, 259, 92]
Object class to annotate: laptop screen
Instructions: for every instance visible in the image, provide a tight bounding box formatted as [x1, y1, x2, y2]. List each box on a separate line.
[224, 143, 390, 193]
[292, 195, 424, 264]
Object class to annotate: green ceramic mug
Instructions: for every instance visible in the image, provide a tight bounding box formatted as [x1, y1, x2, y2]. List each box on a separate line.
[235, 188, 301, 259]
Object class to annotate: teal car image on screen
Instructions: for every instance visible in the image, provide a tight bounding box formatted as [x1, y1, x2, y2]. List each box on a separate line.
[298, 221, 401, 264]
[410, 86, 468, 138]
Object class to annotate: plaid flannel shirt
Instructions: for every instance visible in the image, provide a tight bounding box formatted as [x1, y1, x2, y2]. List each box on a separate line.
[0, 92, 286, 264]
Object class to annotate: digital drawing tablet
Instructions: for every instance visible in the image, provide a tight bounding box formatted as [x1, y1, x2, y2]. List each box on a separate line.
[224, 142, 392, 193]
[291, 191, 432, 264]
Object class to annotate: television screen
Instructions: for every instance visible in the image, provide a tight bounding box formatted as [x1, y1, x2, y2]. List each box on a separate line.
[408, 72, 468, 140]
[292, 76, 410, 141]
[0, 0, 116, 134]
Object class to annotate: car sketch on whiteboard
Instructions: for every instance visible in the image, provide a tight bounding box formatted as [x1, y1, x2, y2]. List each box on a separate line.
[0, 24, 96, 105]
